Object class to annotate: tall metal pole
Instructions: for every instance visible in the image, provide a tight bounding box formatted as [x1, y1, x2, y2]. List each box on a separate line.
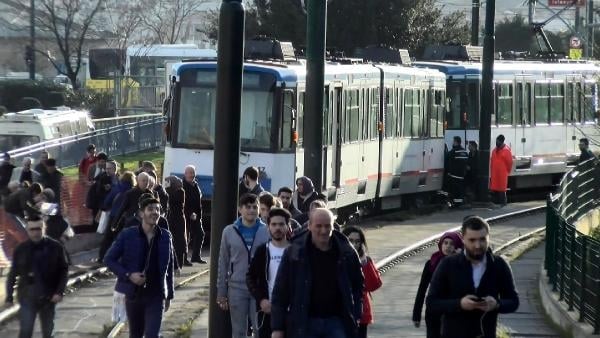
[588, 0, 594, 58]
[478, 0, 495, 203]
[29, 0, 35, 80]
[471, 0, 480, 46]
[208, 1, 244, 337]
[303, 0, 327, 191]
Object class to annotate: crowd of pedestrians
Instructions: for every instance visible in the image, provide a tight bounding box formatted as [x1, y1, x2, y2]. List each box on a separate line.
[6, 137, 588, 337]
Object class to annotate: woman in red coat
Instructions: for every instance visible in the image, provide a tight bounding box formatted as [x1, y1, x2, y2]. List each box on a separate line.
[342, 226, 383, 338]
[490, 134, 513, 206]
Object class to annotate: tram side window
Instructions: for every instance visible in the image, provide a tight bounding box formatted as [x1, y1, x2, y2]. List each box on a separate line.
[298, 92, 305, 147]
[362, 89, 368, 141]
[281, 91, 294, 150]
[517, 83, 532, 125]
[385, 88, 395, 138]
[534, 83, 549, 125]
[240, 90, 273, 149]
[466, 82, 479, 128]
[446, 82, 462, 129]
[412, 90, 421, 137]
[549, 84, 564, 123]
[430, 90, 444, 138]
[584, 83, 596, 122]
[323, 89, 330, 145]
[370, 88, 379, 140]
[495, 83, 513, 125]
[347, 89, 360, 142]
[403, 89, 413, 137]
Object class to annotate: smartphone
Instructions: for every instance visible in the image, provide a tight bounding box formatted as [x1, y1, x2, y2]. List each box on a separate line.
[475, 297, 485, 302]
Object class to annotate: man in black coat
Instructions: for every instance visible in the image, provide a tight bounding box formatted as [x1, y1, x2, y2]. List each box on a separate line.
[182, 165, 205, 264]
[5, 217, 69, 338]
[271, 208, 364, 338]
[579, 138, 596, 164]
[38, 159, 63, 205]
[426, 216, 519, 338]
[446, 136, 469, 207]
[0, 152, 16, 198]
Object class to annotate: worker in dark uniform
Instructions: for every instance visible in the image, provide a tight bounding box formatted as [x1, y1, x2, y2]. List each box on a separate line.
[579, 138, 596, 164]
[465, 141, 479, 202]
[446, 136, 469, 208]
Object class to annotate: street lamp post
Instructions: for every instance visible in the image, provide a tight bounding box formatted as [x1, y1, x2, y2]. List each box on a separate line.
[29, 0, 35, 80]
[207, 1, 245, 337]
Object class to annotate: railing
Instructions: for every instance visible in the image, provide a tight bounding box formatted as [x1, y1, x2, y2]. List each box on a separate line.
[545, 158, 600, 333]
[7, 114, 166, 169]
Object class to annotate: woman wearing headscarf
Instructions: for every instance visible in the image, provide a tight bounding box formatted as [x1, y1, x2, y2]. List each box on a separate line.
[412, 231, 464, 338]
[291, 176, 319, 213]
[165, 175, 187, 272]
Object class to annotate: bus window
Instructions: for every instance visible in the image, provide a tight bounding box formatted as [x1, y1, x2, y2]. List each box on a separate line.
[385, 88, 395, 138]
[446, 82, 462, 129]
[495, 83, 513, 125]
[584, 82, 596, 122]
[534, 83, 549, 125]
[549, 83, 564, 123]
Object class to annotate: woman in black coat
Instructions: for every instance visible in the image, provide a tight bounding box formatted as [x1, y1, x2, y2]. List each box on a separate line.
[165, 176, 187, 271]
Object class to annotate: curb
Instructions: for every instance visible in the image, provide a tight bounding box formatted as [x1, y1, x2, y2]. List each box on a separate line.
[538, 266, 600, 338]
[106, 269, 210, 338]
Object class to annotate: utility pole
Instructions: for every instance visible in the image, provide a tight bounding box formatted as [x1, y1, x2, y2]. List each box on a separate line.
[588, 0, 594, 58]
[304, 0, 327, 191]
[471, 0, 481, 46]
[478, 0, 495, 203]
[208, 1, 244, 337]
[29, 0, 35, 80]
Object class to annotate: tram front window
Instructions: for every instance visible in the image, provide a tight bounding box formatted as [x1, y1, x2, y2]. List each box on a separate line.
[176, 69, 276, 150]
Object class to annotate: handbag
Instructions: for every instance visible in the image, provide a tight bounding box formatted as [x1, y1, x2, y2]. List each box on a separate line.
[97, 211, 111, 234]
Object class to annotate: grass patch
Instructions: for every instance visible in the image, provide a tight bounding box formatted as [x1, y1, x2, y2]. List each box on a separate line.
[496, 325, 512, 338]
[61, 150, 164, 178]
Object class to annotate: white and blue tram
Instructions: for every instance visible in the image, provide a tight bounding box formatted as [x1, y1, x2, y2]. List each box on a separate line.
[415, 59, 600, 189]
[163, 59, 447, 211]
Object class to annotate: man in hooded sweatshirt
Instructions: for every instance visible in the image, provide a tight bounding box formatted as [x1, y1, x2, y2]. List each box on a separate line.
[216, 193, 270, 338]
[292, 176, 319, 214]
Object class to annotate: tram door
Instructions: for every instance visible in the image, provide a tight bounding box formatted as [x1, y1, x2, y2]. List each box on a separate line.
[330, 85, 343, 189]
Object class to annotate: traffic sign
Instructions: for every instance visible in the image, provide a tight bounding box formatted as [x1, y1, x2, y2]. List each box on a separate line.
[570, 36, 582, 49]
[570, 48, 583, 60]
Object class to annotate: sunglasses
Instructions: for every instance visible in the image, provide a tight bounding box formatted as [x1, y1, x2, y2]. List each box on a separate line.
[27, 227, 42, 232]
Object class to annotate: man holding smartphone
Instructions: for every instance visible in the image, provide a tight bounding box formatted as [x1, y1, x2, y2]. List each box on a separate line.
[104, 194, 175, 338]
[426, 216, 519, 338]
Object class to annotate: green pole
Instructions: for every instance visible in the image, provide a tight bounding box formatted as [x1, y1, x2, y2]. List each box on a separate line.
[303, 0, 327, 191]
[477, 0, 494, 202]
[208, 1, 244, 337]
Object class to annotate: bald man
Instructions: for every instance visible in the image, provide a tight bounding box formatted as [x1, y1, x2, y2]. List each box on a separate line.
[271, 208, 364, 338]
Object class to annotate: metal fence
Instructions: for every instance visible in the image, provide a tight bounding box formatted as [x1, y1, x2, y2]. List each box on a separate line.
[7, 114, 166, 169]
[545, 158, 600, 333]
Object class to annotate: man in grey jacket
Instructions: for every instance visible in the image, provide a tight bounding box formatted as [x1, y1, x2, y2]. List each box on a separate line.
[217, 193, 270, 338]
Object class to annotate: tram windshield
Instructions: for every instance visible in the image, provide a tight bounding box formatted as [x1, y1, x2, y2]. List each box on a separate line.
[175, 69, 276, 150]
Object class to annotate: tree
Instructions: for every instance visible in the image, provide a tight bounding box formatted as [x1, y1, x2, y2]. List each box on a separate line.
[140, 0, 206, 44]
[0, 0, 105, 89]
[205, 0, 470, 57]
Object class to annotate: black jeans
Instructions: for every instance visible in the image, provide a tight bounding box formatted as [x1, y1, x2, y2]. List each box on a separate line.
[18, 298, 56, 338]
[358, 324, 367, 338]
[491, 191, 507, 206]
[189, 219, 205, 260]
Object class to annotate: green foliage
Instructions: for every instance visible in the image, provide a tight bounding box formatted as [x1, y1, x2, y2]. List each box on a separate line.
[16, 97, 42, 111]
[590, 225, 600, 242]
[206, 0, 470, 56]
[0, 80, 67, 112]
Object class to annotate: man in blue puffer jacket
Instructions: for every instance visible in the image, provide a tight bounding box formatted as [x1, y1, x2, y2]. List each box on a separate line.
[104, 194, 175, 338]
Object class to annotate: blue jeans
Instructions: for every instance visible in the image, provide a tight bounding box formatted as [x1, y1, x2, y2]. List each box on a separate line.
[18, 298, 56, 338]
[305, 317, 347, 338]
[125, 294, 165, 338]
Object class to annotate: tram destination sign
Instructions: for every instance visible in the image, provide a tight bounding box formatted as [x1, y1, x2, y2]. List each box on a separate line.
[548, 0, 585, 7]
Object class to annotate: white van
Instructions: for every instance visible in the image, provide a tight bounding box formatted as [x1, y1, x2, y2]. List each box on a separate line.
[0, 108, 95, 152]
